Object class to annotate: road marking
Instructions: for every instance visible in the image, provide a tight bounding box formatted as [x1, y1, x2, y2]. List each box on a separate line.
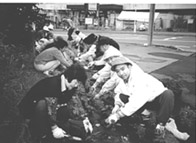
[163, 37, 182, 41]
[175, 45, 190, 48]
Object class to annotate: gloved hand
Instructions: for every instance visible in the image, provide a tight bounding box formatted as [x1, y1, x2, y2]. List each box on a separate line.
[88, 61, 94, 68]
[94, 93, 102, 99]
[105, 113, 120, 125]
[89, 84, 98, 95]
[51, 125, 66, 139]
[92, 73, 99, 80]
[83, 117, 93, 133]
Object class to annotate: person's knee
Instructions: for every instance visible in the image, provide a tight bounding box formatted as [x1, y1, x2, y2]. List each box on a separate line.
[167, 89, 174, 99]
[162, 89, 175, 103]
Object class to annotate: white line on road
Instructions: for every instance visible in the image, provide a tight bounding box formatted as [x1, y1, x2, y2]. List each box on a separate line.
[163, 37, 182, 41]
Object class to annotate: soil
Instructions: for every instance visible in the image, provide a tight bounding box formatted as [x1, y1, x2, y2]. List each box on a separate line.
[0, 42, 195, 143]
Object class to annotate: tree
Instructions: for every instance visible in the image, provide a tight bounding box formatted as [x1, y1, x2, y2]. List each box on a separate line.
[0, 3, 47, 48]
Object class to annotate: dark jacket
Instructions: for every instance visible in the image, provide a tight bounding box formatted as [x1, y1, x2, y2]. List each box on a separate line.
[95, 35, 120, 57]
[18, 75, 74, 119]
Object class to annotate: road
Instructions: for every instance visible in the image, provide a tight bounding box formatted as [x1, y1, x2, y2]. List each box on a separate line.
[54, 30, 196, 53]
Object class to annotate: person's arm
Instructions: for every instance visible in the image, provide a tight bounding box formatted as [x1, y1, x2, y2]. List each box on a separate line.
[54, 49, 72, 67]
[45, 96, 68, 139]
[45, 97, 58, 127]
[94, 73, 119, 99]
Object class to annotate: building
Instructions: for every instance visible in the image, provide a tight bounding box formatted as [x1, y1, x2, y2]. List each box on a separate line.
[37, 3, 196, 32]
[118, 4, 196, 32]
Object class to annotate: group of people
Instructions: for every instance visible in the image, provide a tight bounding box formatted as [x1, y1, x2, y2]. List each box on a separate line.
[18, 23, 189, 143]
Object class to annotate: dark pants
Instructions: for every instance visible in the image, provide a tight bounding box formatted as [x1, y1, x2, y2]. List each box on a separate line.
[119, 89, 175, 125]
[67, 27, 75, 41]
[29, 100, 50, 139]
[28, 99, 86, 141]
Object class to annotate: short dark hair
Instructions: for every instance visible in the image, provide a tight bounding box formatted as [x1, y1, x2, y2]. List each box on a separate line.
[63, 62, 87, 85]
[83, 33, 97, 44]
[55, 36, 68, 49]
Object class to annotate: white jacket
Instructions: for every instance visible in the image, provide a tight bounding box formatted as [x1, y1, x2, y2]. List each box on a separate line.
[114, 68, 167, 117]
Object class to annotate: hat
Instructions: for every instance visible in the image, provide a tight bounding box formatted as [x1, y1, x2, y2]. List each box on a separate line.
[48, 24, 54, 30]
[43, 24, 54, 31]
[43, 25, 49, 31]
[83, 33, 97, 44]
[102, 46, 122, 61]
[111, 56, 132, 71]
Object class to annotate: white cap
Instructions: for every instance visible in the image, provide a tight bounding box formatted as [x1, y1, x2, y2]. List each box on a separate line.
[48, 24, 54, 30]
[43, 25, 49, 31]
[78, 32, 86, 40]
[102, 46, 122, 60]
[43, 24, 54, 31]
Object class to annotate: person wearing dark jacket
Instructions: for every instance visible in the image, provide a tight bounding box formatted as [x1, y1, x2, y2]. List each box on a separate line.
[83, 33, 120, 58]
[18, 62, 90, 142]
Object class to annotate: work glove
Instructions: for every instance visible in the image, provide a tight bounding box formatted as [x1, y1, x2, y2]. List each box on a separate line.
[52, 125, 66, 139]
[89, 84, 98, 95]
[94, 88, 108, 99]
[92, 73, 99, 80]
[105, 113, 120, 125]
[94, 93, 102, 99]
[83, 117, 93, 133]
[88, 61, 94, 68]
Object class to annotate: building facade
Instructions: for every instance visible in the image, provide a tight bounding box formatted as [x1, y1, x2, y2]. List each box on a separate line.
[119, 4, 196, 32]
[37, 3, 196, 32]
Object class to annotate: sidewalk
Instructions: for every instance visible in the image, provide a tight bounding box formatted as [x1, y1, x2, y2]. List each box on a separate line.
[56, 28, 196, 37]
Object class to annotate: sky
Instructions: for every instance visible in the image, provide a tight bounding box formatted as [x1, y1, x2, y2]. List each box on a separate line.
[1, 0, 196, 4]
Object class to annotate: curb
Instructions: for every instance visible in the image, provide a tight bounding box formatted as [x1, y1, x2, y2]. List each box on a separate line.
[127, 42, 195, 53]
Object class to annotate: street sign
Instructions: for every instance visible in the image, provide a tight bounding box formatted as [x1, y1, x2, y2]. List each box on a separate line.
[88, 3, 97, 10]
[85, 18, 93, 25]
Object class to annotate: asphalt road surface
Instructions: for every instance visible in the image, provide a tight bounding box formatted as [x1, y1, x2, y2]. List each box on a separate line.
[54, 30, 196, 53]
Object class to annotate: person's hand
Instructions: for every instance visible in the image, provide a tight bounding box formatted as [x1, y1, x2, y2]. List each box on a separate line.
[89, 85, 96, 95]
[88, 61, 94, 68]
[51, 126, 66, 139]
[105, 113, 119, 125]
[92, 73, 99, 80]
[67, 79, 78, 90]
[94, 93, 101, 99]
[83, 117, 93, 133]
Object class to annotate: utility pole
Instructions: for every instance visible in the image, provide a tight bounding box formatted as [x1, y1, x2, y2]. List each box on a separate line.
[148, 4, 155, 46]
[133, 4, 137, 33]
[84, 3, 88, 29]
[97, 3, 100, 29]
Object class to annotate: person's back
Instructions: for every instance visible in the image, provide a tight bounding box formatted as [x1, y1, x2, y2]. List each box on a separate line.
[34, 36, 73, 76]
[98, 35, 120, 50]
[34, 47, 72, 67]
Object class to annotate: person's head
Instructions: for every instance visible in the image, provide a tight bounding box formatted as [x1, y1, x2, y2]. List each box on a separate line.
[102, 46, 122, 65]
[54, 36, 68, 49]
[83, 33, 98, 45]
[111, 56, 132, 82]
[43, 24, 53, 32]
[63, 62, 87, 86]
[75, 30, 86, 42]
